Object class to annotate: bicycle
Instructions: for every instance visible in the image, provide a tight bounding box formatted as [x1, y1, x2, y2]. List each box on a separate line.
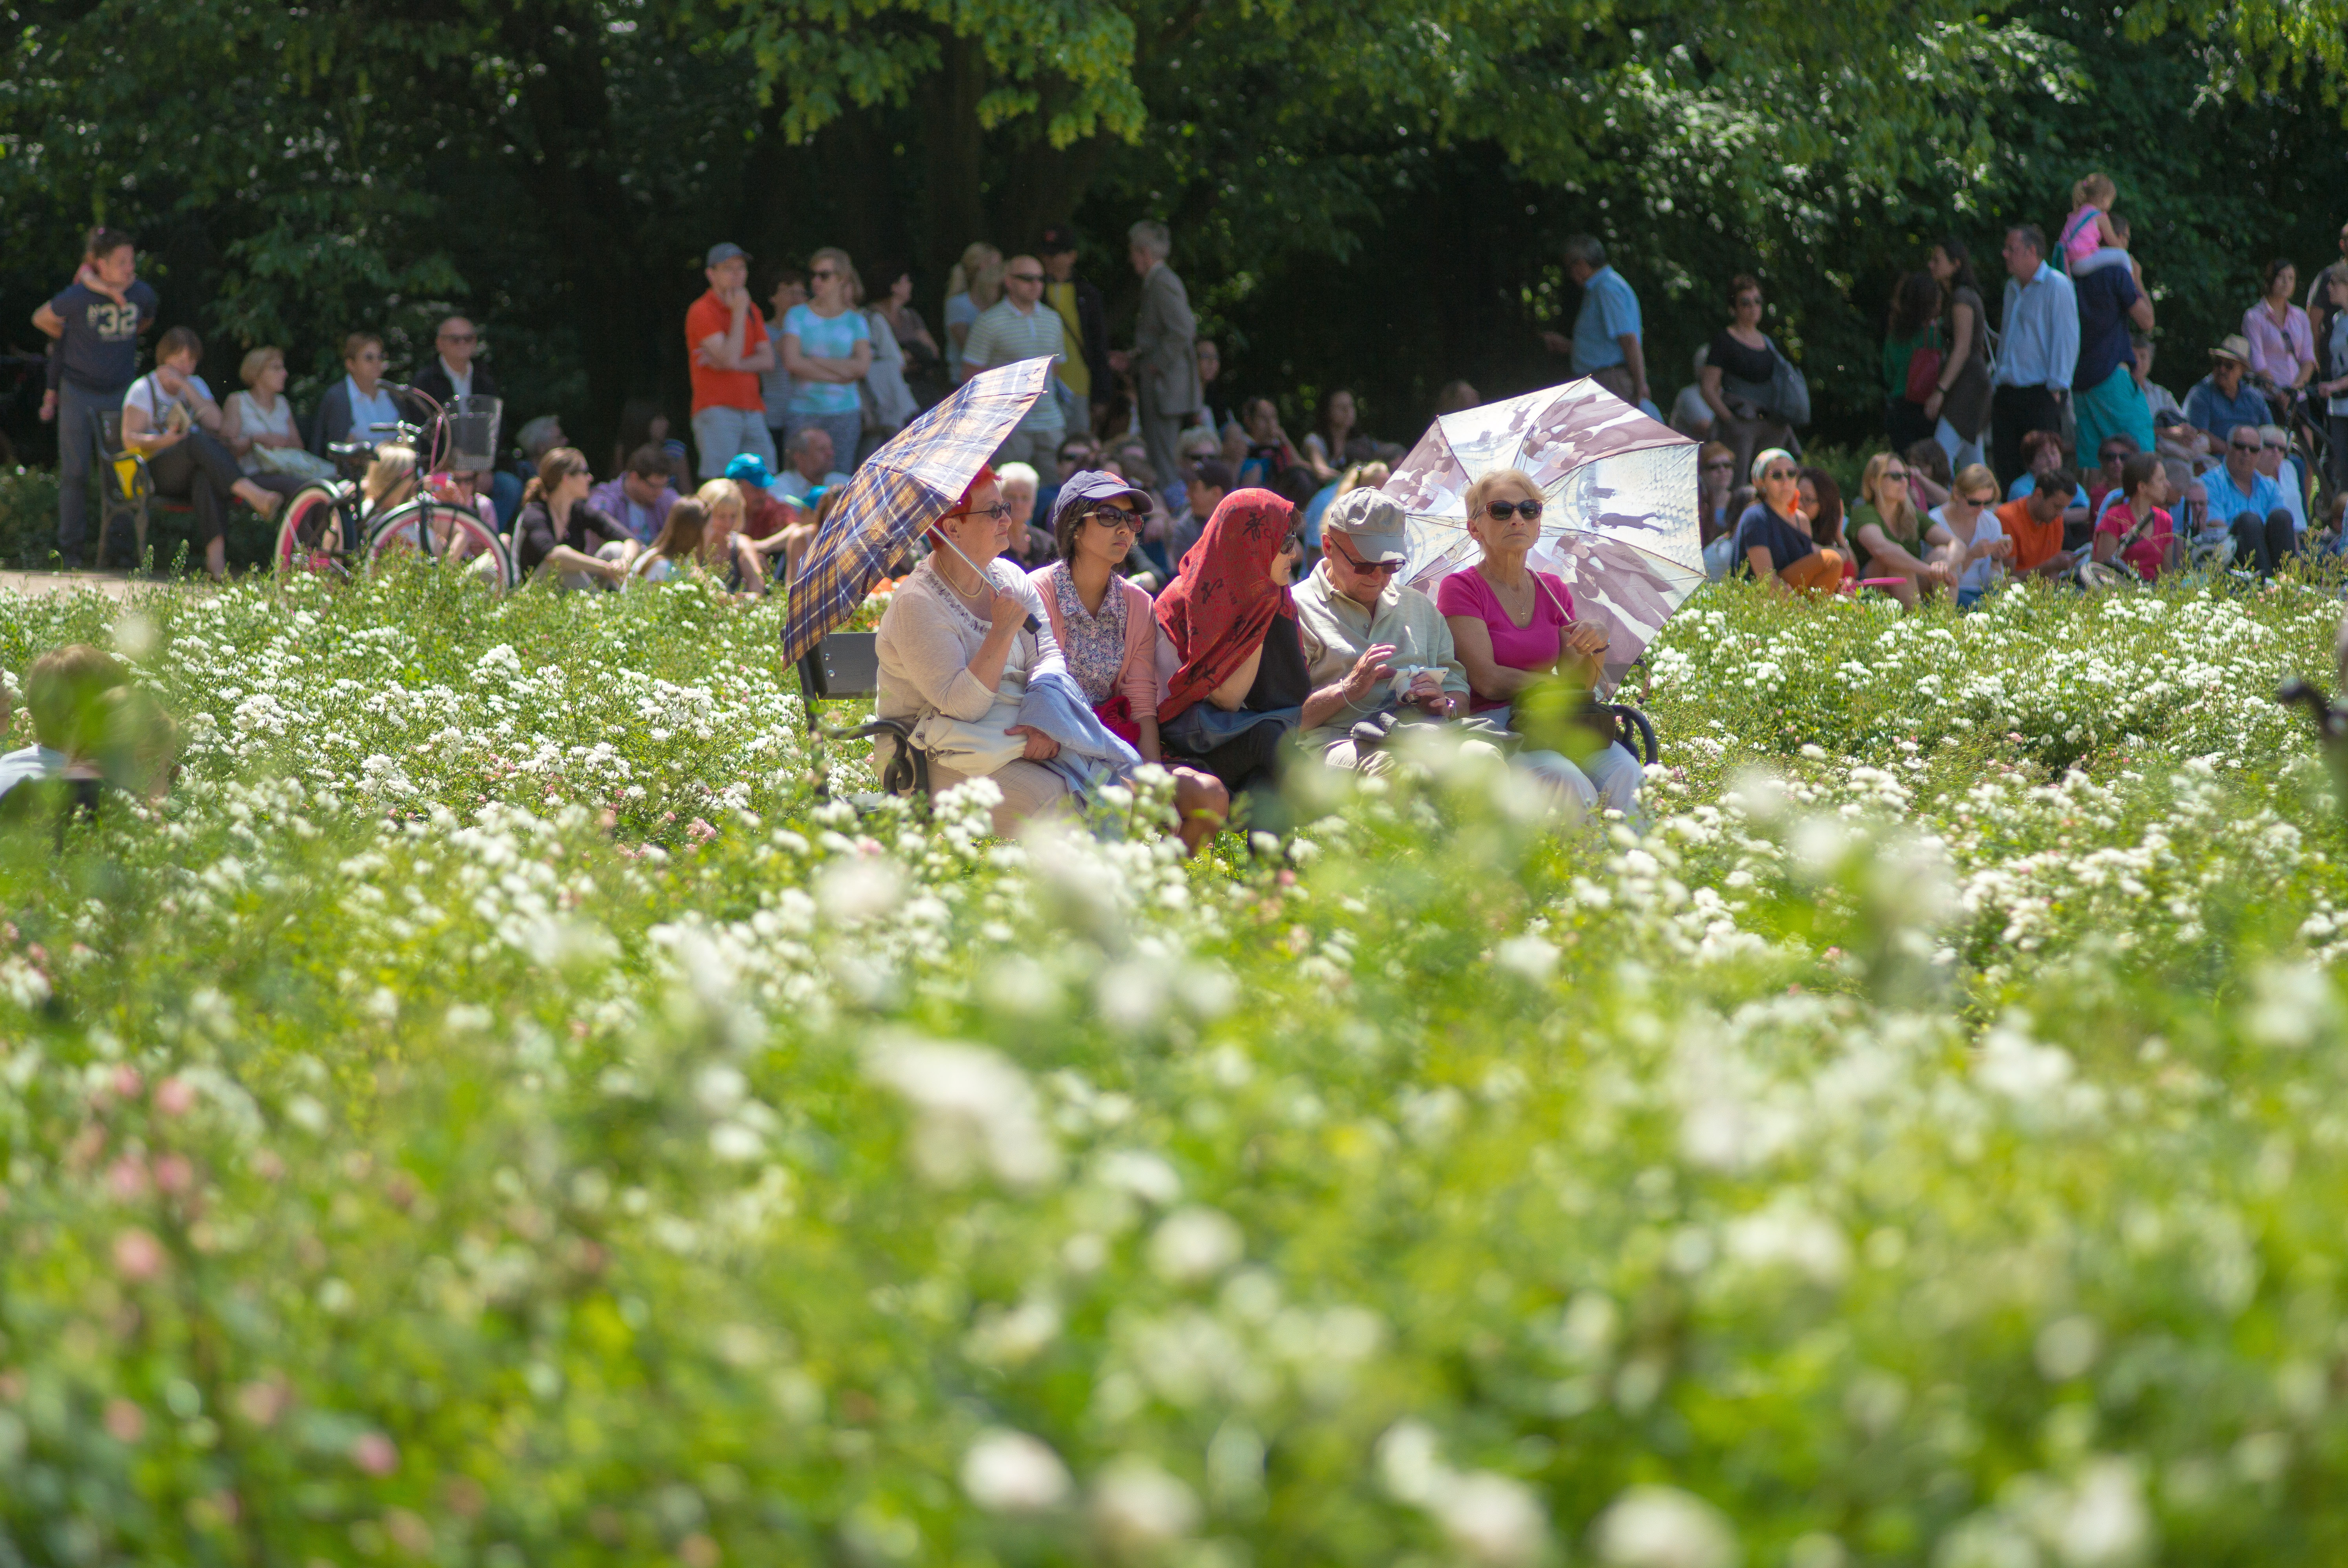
[272, 386, 515, 591]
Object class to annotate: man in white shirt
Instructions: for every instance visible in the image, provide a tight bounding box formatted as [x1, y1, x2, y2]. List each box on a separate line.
[774, 426, 851, 504]
[961, 254, 1067, 467]
[1989, 224, 2078, 489]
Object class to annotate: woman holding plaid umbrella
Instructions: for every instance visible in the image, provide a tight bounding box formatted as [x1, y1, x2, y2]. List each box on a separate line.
[873, 465, 1073, 836]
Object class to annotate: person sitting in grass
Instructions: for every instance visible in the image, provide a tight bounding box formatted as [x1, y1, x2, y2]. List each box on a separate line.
[1292, 489, 1472, 771]
[512, 447, 639, 590]
[1155, 488, 1312, 810]
[589, 443, 681, 545]
[1437, 467, 1643, 818]
[1733, 449, 1844, 595]
[1923, 464, 2014, 610]
[694, 478, 773, 598]
[2091, 452, 2178, 583]
[629, 497, 710, 586]
[1030, 471, 1230, 852]
[1993, 465, 2083, 580]
[1847, 451, 1956, 610]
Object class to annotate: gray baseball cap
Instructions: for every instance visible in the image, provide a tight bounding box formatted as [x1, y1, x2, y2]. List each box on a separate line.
[706, 242, 749, 267]
[1322, 487, 1409, 564]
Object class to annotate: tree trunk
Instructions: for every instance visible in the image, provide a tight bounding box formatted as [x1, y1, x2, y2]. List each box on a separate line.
[923, 32, 989, 282]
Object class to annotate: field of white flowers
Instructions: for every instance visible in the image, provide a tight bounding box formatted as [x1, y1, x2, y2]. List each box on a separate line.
[4, 566, 2348, 1568]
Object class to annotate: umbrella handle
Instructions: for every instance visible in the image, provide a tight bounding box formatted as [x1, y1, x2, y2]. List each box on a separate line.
[933, 530, 1041, 636]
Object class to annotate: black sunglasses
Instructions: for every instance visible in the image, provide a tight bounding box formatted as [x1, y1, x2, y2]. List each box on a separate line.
[1484, 499, 1544, 520]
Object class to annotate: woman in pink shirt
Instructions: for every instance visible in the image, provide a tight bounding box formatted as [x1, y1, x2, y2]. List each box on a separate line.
[2243, 259, 2315, 401]
[1435, 467, 1643, 821]
[2090, 452, 2177, 583]
[1031, 471, 1228, 850]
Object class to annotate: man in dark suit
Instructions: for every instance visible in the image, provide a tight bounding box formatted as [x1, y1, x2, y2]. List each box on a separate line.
[409, 315, 520, 523]
[1110, 220, 1201, 493]
[411, 315, 498, 407]
[1038, 226, 1110, 438]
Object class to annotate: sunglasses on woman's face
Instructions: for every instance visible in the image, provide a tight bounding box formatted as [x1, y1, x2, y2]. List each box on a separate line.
[1485, 499, 1544, 520]
[1702, 459, 1734, 471]
[1764, 467, 1799, 482]
[1885, 467, 1910, 482]
[1084, 507, 1138, 532]
[952, 502, 1013, 523]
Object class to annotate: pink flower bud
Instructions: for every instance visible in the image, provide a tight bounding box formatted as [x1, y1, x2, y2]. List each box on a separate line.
[154, 1077, 197, 1117]
[350, 1432, 399, 1476]
[110, 1066, 143, 1100]
[106, 1156, 150, 1203]
[103, 1398, 146, 1443]
[152, 1154, 195, 1195]
[113, 1228, 165, 1282]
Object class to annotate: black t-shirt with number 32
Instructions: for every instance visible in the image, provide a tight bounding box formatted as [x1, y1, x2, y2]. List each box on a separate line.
[47, 280, 159, 392]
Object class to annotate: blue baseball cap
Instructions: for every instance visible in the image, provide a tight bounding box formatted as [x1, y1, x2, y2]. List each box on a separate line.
[725, 453, 774, 488]
[706, 242, 749, 267]
[1052, 469, 1153, 529]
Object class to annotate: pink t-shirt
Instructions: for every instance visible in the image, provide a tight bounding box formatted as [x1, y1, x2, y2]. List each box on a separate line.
[2060, 205, 2105, 267]
[1434, 565, 1575, 714]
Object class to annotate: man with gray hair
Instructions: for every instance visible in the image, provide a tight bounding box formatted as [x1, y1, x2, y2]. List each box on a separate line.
[1291, 489, 1470, 771]
[1110, 219, 1201, 496]
[1542, 235, 1652, 415]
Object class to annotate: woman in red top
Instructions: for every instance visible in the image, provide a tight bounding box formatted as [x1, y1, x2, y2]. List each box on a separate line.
[1435, 467, 1643, 821]
[2091, 452, 2177, 582]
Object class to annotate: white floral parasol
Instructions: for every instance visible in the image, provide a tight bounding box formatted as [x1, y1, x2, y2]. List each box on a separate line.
[1382, 379, 1701, 695]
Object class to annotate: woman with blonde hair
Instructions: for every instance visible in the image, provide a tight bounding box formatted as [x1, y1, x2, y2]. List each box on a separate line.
[1732, 449, 1843, 594]
[691, 477, 773, 596]
[1847, 451, 1955, 608]
[222, 346, 335, 482]
[780, 246, 874, 471]
[943, 242, 1003, 379]
[1436, 466, 1642, 820]
[361, 445, 419, 520]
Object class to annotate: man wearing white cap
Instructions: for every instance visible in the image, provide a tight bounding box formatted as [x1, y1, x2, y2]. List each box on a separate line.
[1292, 488, 1471, 769]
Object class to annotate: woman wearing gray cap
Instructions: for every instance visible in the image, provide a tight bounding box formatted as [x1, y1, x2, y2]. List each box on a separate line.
[1032, 471, 1231, 850]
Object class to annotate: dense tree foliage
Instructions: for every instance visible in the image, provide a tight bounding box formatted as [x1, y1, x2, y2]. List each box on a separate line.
[2, 0, 2344, 465]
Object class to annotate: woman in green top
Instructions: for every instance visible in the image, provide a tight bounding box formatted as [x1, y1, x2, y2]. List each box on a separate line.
[1847, 450, 1956, 610]
[1882, 271, 1944, 454]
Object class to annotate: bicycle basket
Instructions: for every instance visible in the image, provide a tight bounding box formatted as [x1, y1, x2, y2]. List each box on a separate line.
[444, 395, 502, 473]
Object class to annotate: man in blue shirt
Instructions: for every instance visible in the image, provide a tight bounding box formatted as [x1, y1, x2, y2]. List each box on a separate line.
[1543, 236, 1653, 416]
[1989, 225, 2077, 491]
[2202, 421, 2295, 576]
[30, 229, 158, 570]
[2180, 335, 2273, 460]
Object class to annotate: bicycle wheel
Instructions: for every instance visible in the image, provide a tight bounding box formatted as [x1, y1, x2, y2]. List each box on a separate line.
[273, 483, 358, 578]
[365, 500, 516, 593]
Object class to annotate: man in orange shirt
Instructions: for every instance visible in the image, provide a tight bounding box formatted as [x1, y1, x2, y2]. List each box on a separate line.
[1994, 464, 2081, 579]
[686, 242, 777, 479]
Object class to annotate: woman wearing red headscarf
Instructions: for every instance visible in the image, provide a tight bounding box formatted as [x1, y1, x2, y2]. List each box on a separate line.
[873, 465, 1071, 835]
[1156, 488, 1310, 803]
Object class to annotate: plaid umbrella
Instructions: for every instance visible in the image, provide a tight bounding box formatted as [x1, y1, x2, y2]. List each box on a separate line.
[780, 357, 1056, 667]
[1383, 379, 1700, 695]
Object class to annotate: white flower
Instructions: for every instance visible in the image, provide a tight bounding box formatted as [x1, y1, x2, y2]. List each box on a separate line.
[1495, 935, 1559, 982]
[2245, 962, 2334, 1048]
[865, 1037, 1059, 1189]
[1975, 1027, 2074, 1102]
[2053, 1459, 2150, 1567]
[961, 1428, 1072, 1513]
[1592, 1485, 1739, 1568]
[1433, 1472, 1549, 1568]
[1095, 1150, 1183, 1207]
[1090, 1457, 1198, 1552]
[1148, 1206, 1244, 1285]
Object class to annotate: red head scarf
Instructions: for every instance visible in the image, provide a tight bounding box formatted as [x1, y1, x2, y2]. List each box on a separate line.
[1155, 488, 1297, 724]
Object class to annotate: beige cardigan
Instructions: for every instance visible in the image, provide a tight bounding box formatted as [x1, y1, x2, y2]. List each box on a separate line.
[872, 558, 1058, 762]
